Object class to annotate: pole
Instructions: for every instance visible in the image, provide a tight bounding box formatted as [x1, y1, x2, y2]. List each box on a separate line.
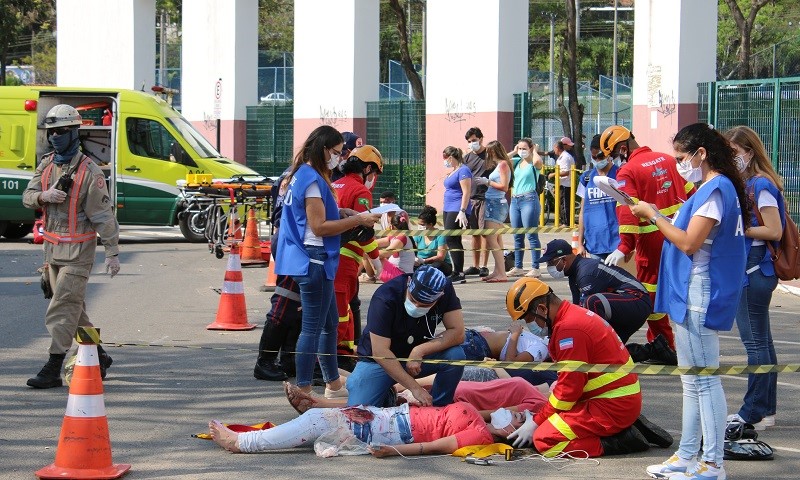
[422, 1, 426, 92]
[612, 0, 618, 125]
[159, 11, 167, 86]
[772, 44, 777, 78]
[549, 14, 555, 113]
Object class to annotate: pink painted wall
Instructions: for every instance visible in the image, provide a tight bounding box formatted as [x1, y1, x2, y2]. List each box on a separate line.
[191, 119, 247, 164]
[632, 103, 700, 155]
[424, 111, 514, 211]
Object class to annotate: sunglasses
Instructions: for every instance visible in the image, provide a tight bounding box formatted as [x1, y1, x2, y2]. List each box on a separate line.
[48, 127, 73, 135]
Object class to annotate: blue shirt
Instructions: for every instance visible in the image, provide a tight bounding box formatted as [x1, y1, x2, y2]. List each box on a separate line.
[655, 175, 746, 330]
[443, 165, 473, 213]
[357, 273, 462, 359]
[565, 255, 647, 306]
[275, 164, 341, 280]
[413, 235, 451, 264]
[512, 158, 539, 195]
[578, 166, 620, 255]
[745, 176, 785, 281]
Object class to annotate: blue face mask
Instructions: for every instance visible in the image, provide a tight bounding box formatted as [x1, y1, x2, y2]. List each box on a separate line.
[404, 298, 431, 318]
[594, 159, 610, 170]
[528, 322, 547, 337]
[49, 129, 80, 164]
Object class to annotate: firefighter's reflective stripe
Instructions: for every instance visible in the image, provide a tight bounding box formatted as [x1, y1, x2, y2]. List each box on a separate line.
[541, 413, 576, 457]
[41, 157, 97, 245]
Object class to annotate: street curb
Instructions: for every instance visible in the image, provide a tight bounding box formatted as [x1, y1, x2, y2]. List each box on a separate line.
[777, 283, 800, 297]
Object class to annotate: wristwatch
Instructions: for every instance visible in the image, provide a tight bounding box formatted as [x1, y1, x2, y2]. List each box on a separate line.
[649, 213, 664, 225]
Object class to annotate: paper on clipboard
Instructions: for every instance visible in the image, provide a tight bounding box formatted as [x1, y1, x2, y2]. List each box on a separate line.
[593, 176, 638, 206]
[367, 203, 403, 214]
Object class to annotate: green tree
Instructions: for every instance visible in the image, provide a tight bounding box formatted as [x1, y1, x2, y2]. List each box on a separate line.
[0, 0, 53, 85]
[258, 0, 294, 53]
[387, 0, 424, 100]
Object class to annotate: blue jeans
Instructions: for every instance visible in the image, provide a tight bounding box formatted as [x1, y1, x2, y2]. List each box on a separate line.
[346, 345, 466, 407]
[292, 245, 339, 388]
[735, 245, 778, 423]
[510, 192, 541, 269]
[460, 329, 492, 360]
[675, 272, 727, 466]
[484, 197, 509, 224]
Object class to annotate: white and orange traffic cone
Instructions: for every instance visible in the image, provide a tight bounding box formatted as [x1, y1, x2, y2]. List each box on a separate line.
[207, 244, 256, 330]
[240, 209, 267, 266]
[571, 230, 579, 254]
[35, 327, 130, 480]
[260, 251, 278, 292]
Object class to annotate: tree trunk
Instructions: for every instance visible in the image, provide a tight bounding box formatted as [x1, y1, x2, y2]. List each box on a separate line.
[0, 51, 7, 86]
[557, 39, 571, 139]
[724, 0, 772, 80]
[388, 0, 425, 100]
[565, 0, 585, 168]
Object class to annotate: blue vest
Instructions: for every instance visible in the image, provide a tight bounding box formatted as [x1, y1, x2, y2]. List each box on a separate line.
[655, 175, 745, 331]
[580, 165, 620, 255]
[745, 176, 785, 280]
[275, 164, 341, 280]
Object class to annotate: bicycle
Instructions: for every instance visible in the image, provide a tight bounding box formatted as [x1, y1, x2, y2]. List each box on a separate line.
[542, 180, 581, 227]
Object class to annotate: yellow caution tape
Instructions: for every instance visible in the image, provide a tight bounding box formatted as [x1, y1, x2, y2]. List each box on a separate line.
[76, 326, 101, 345]
[376, 226, 577, 237]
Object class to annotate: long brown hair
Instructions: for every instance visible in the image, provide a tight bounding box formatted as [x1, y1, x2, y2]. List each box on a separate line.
[285, 125, 343, 194]
[724, 126, 783, 191]
[485, 140, 513, 174]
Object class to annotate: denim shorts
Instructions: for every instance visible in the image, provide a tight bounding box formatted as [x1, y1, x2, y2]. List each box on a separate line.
[461, 329, 493, 360]
[484, 197, 509, 224]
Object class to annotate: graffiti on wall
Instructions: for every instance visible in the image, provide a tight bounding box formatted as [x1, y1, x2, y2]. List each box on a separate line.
[320, 106, 349, 126]
[203, 112, 218, 131]
[444, 98, 477, 124]
[657, 90, 676, 117]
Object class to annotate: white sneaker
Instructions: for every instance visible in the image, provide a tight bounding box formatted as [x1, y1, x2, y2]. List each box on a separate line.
[506, 267, 526, 277]
[525, 268, 541, 278]
[726, 413, 745, 425]
[669, 461, 726, 480]
[646, 454, 694, 479]
[324, 386, 349, 399]
[753, 414, 776, 430]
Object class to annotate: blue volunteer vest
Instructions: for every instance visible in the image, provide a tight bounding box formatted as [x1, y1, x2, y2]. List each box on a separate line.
[580, 165, 620, 255]
[275, 164, 341, 280]
[655, 175, 746, 331]
[745, 176, 785, 281]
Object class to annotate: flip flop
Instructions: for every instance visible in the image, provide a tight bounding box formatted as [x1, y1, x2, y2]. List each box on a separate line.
[484, 278, 508, 283]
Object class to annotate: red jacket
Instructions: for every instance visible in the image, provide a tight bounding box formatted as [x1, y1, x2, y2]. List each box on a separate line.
[615, 147, 695, 255]
[535, 301, 640, 426]
[332, 173, 379, 262]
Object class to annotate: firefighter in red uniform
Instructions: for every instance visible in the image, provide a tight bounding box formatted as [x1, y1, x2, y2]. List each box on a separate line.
[599, 126, 695, 358]
[332, 145, 384, 370]
[504, 277, 672, 457]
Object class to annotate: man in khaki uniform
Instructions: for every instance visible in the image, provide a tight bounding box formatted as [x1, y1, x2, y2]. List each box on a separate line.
[22, 104, 121, 389]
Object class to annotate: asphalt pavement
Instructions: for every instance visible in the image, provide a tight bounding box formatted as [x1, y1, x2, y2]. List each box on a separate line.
[1, 226, 799, 479]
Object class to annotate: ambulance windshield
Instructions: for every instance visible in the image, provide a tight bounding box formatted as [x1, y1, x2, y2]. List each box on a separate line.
[168, 116, 222, 159]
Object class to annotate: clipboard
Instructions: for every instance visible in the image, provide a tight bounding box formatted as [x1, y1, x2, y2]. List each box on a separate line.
[593, 176, 638, 206]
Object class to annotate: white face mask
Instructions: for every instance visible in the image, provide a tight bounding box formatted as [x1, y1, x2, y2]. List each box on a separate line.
[677, 150, 702, 183]
[594, 159, 610, 170]
[404, 298, 431, 318]
[546, 258, 565, 280]
[470, 141, 481, 152]
[528, 321, 547, 337]
[490, 408, 513, 430]
[443, 159, 452, 169]
[326, 153, 340, 170]
[364, 174, 376, 190]
[734, 154, 749, 173]
[518, 149, 530, 159]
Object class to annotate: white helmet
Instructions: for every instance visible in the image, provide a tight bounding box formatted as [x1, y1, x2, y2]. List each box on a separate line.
[43, 104, 82, 129]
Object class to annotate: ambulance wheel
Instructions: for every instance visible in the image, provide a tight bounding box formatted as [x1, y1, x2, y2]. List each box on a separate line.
[2, 222, 31, 239]
[179, 211, 207, 243]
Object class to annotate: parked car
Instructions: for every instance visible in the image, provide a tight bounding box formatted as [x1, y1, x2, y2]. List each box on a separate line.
[259, 92, 292, 105]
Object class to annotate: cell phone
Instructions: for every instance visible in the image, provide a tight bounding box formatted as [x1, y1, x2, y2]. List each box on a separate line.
[55, 173, 73, 193]
[465, 457, 495, 466]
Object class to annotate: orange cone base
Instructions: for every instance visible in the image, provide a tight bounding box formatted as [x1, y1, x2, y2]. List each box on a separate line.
[206, 320, 256, 330]
[36, 463, 131, 480]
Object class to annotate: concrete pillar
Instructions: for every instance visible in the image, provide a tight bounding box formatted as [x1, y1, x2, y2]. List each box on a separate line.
[293, 0, 380, 152]
[57, 0, 155, 89]
[182, 0, 258, 163]
[631, 0, 717, 153]
[424, 0, 529, 210]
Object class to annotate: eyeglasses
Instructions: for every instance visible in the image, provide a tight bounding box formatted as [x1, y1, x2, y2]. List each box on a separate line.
[49, 127, 72, 135]
[330, 148, 342, 156]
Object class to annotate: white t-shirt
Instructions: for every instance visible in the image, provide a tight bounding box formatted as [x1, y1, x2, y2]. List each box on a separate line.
[303, 183, 324, 246]
[500, 330, 550, 362]
[752, 190, 778, 246]
[556, 151, 575, 183]
[690, 188, 723, 273]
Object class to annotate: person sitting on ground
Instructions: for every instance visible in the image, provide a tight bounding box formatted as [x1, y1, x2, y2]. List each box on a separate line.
[503, 277, 673, 456]
[413, 205, 453, 276]
[346, 265, 466, 408]
[208, 400, 504, 457]
[376, 210, 416, 281]
[360, 190, 400, 283]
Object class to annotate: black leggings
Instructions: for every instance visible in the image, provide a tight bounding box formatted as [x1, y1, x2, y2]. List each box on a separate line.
[443, 211, 464, 274]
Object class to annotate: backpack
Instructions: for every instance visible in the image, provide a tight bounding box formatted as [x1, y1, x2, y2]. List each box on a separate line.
[751, 185, 800, 281]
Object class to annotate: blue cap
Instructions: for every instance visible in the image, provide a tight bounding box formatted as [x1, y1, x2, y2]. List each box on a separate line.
[539, 239, 572, 263]
[408, 265, 447, 303]
[342, 132, 362, 153]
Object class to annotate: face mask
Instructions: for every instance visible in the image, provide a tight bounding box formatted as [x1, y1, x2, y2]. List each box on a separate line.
[48, 129, 80, 164]
[594, 159, 610, 170]
[518, 149, 530, 159]
[470, 141, 481, 152]
[443, 159, 452, 169]
[677, 150, 702, 183]
[326, 152, 340, 170]
[528, 321, 548, 338]
[364, 174, 376, 190]
[547, 265, 565, 280]
[734, 154, 749, 172]
[404, 298, 431, 318]
[612, 155, 624, 166]
[490, 408, 513, 430]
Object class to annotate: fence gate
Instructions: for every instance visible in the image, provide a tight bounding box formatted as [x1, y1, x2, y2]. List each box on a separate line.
[245, 104, 294, 177]
[366, 100, 426, 215]
[699, 77, 800, 222]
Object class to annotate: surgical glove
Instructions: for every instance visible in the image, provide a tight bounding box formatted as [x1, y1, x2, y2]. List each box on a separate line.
[473, 177, 489, 187]
[40, 185, 67, 204]
[604, 249, 625, 266]
[370, 257, 382, 277]
[507, 410, 537, 448]
[456, 211, 469, 229]
[105, 256, 120, 278]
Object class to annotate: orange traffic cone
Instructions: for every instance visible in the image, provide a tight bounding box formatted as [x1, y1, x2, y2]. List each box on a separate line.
[571, 230, 579, 254]
[260, 251, 278, 292]
[36, 327, 130, 480]
[240, 209, 267, 266]
[207, 244, 256, 330]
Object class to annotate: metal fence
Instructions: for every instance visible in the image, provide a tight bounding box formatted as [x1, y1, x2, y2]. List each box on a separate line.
[366, 100, 426, 215]
[245, 104, 295, 177]
[699, 77, 800, 222]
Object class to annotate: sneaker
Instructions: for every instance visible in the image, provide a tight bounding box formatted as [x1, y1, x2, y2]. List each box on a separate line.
[324, 386, 349, 399]
[478, 267, 489, 277]
[726, 413, 745, 425]
[754, 415, 776, 430]
[359, 273, 376, 283]
[669, 462, 726, 480]
[526, 268, 542, 278]
[464, 266, 481, 276]
[506, 267, 526, 277]
[646, 454, 695, 479]
[254, 361, 289, 381]
[448, 272, 466, 284]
